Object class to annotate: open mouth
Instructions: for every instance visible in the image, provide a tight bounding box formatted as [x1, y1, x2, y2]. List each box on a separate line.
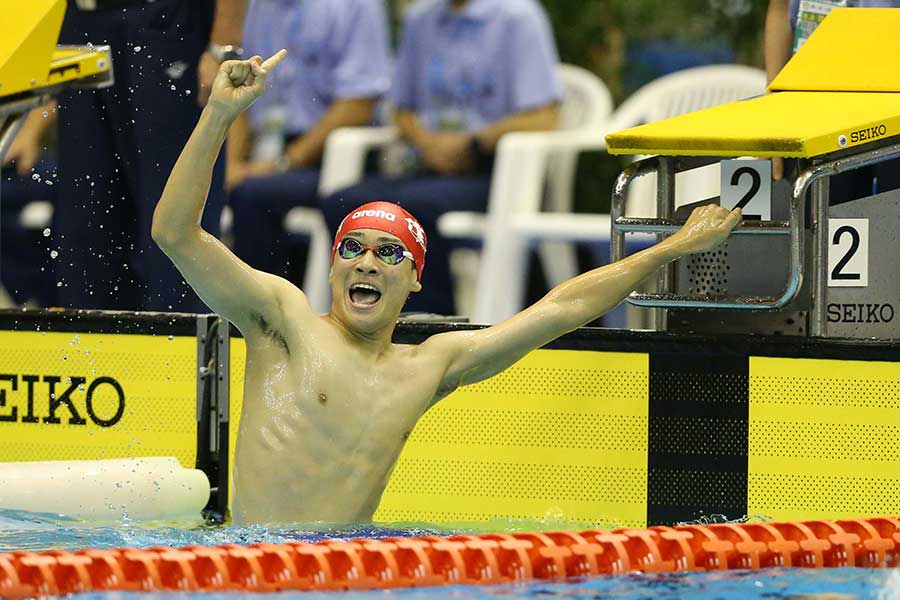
[348, 283, 382, 308]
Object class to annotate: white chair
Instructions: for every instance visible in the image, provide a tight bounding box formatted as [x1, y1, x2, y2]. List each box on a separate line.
[292, 63, 614, 314]
[439, 63, 614, 314]
[471, 64, 768, 325]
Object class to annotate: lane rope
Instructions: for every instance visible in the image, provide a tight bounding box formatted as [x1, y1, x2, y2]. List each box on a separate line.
[2, 517, 900, 596]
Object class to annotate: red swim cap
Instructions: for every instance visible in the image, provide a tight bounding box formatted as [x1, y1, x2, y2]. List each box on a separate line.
[332, 201, 427, 280]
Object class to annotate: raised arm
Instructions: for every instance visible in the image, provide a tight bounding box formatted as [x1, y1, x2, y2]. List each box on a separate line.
[425, 205, 742, 394]
[151, 51, 295, 331]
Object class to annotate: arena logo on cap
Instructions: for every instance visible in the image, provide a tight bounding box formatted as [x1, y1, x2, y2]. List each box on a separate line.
[351, 209, 396, 222]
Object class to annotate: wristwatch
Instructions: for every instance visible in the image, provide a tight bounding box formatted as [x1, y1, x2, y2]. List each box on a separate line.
[207, 44, 244, 62]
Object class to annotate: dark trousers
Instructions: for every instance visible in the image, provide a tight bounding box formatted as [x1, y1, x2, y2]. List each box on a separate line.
[228, 168, 320, 285]
[54, 0, 223, 312]
[1, 162, 58, 306]
[321, 174, 491, 315]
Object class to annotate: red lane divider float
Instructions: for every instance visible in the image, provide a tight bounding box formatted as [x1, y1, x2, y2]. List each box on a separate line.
[3, 517, 900, 597]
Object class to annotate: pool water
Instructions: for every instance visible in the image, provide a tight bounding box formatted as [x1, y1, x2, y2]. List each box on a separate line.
[2, 509, 899, 599]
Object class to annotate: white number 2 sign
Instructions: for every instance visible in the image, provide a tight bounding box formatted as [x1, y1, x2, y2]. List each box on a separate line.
[720, 159, 772, 220]
[828, 219, 868, 287]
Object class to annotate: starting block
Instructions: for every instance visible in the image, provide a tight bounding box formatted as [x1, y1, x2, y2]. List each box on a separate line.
[606, 7, 900, 340]
[0, 0, 113, 166]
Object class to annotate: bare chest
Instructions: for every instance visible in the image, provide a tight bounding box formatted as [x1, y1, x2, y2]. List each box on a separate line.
[241, 341, 439, 447]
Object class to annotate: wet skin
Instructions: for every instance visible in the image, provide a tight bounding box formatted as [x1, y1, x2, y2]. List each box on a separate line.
[231, 228, 448, 524]
[152, 51, 742, 524]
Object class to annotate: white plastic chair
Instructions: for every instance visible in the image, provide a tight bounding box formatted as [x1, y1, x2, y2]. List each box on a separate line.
[294, 63, 614, 314]
[438, 63, 614, 313]
[471, 64, 767, 325]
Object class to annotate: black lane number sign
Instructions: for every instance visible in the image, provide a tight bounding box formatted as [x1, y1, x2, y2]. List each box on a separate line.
[828, 219, 868, 287]
[720, 159, 771, 220]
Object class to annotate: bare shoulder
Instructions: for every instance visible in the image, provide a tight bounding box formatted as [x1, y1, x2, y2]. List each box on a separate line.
[237, 272, 317, 339]
[416, 328, 477, 360]
[415, 329, 484, 389]
[390, 336, 465, 404]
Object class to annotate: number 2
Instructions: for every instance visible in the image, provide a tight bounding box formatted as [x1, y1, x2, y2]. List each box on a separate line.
[720, 159, 770, 220]
[827, 219, 868, 288]
[830, 225, 860, 280]
[730, 166, 761, 211]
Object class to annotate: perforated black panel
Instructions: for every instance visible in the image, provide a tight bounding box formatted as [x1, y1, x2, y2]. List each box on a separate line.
[647, 354, 748, 525]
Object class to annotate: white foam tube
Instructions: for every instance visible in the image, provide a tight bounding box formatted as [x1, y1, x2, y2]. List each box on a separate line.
[0, 457, 210, 521]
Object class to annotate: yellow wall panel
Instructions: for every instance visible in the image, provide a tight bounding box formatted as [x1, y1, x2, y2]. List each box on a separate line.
[748, 356, 900, 521]
[375, 350, 649, 528]
[0, 331, 197, 468]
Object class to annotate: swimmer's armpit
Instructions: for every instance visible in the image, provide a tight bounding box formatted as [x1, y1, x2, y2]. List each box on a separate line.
[251, 311, 290, 355]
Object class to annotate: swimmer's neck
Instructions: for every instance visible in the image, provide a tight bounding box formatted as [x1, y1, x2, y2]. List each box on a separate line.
[323, 312, 397, 355]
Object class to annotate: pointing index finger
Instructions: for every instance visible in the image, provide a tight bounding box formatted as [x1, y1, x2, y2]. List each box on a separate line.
[260, 49, 288, 72]
[723, 207, 742, 231]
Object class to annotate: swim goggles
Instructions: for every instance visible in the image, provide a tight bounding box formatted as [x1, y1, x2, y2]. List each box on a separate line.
[337, 238, 414, 266]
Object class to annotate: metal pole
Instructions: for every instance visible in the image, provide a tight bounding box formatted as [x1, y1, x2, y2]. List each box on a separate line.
[655, 157, 675, 331]
[214, 318, 231, 519]
[809, 169, 830, 337]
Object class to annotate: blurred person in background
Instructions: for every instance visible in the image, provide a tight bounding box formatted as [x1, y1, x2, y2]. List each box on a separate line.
[35, 0, 248, 312]
[765, 0, 900, 198]
[226, 0, 391, 287]
[1, 113, 58, 307]
[320, 0, 562, 316]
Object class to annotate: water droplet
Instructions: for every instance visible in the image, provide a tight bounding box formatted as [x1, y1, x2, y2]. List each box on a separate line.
[32, 174, 41, 181]
[170, 84, 176, 91]
[185, 89, 191, 95]
[56, 281, 63, 287]
[133, 45, 142, 52]
[45, 180, 53, 186]
[50, 250, 58, 259]
[167, 335, 174, 341]
[42, 228, 51, 237]
[42, 111, 48, 118]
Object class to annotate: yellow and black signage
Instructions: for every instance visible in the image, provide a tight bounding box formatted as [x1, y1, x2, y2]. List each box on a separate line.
[0, 315, 199, 469]
[2, 311, 899, 528]
[224, 325, 900, 528]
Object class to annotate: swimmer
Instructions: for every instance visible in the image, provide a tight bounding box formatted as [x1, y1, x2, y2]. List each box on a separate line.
[152, 50, 742, 524]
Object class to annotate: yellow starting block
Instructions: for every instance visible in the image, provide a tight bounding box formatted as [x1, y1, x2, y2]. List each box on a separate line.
[606, 91, 900, 158]
[0, 0, 113, 158]
[607, 8, 900, 159]
[603, 8, 900, 340]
